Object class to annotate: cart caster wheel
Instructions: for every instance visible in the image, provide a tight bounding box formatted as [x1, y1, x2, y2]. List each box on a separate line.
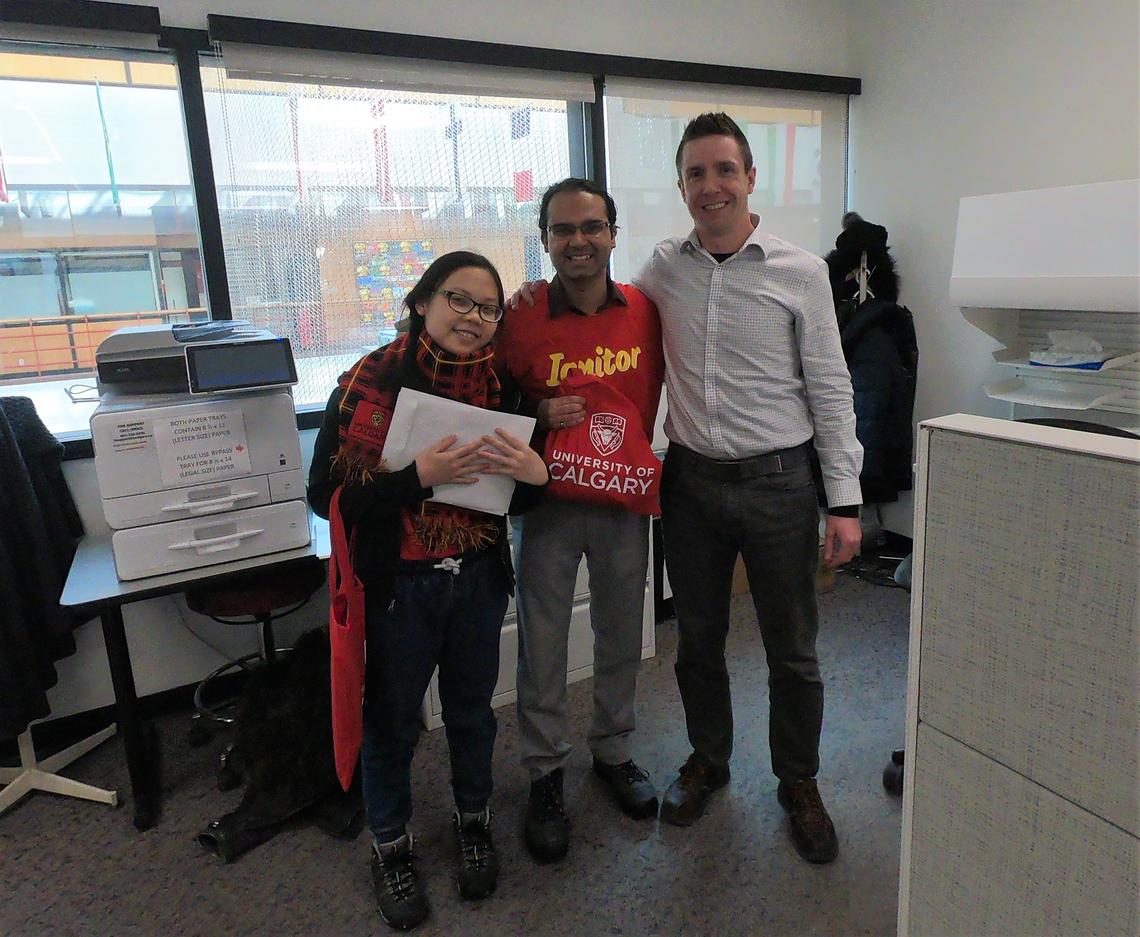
[883, 749, 904, 796]
[187, 717, 211, 748]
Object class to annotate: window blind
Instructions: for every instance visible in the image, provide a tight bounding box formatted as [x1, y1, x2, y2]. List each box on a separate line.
[216, 42, 596, 103]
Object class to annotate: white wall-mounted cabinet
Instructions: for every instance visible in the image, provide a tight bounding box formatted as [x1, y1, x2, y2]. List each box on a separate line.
[951, 180, 1140, 419]
[949, 180, 1139, 313]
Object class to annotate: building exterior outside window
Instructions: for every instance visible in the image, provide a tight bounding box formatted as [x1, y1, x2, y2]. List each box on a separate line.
[200, 67, 571, 409]
[0, 40, 847, 438]
[0, 46, 206, 433]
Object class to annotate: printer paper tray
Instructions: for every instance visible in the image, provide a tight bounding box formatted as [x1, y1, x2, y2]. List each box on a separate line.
[103, 468, 305, 529]
[111, 500, 311, 581]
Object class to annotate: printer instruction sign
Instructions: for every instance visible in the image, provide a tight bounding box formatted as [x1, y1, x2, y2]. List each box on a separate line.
[154, 409, 252, 485]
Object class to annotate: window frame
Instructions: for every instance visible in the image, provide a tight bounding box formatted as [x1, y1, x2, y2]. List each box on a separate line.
[0, 4, 859, 459]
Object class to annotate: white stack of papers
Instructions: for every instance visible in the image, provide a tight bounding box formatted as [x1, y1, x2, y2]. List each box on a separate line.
[380, 389, 536, 515]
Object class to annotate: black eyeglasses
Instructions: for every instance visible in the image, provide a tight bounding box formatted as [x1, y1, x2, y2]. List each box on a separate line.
[435, 289, 504, 322]
[546, 220, 618, 239]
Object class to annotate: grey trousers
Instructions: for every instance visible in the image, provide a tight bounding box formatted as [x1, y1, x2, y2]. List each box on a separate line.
[514, 498, 650, 781]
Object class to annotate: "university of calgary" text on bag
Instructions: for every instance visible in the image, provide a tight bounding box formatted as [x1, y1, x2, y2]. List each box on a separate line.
[542, 374, 660, 515]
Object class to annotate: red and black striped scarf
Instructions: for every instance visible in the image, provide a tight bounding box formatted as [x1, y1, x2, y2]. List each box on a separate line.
[330, 332, 502, 558]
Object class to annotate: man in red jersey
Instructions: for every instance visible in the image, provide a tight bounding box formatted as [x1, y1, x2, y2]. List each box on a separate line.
[495, 178, 665, 864]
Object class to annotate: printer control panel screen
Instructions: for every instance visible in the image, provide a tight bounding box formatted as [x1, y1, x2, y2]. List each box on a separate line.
[185, 338, 298, 394]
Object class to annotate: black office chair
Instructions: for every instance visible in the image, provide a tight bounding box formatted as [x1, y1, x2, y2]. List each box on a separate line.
[185, 556, 326, 787]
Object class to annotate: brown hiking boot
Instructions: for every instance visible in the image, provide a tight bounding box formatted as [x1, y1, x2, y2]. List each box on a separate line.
[777, 778, 839, 863]
[659, 752, 730, 827]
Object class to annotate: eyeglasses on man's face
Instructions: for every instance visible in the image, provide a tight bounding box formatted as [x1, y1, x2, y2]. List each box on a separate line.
[435, 289, 504, 322]
[546, 220, 618, 239]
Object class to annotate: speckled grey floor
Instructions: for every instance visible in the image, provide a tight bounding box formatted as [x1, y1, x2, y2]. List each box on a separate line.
[0, 575, 909, 937]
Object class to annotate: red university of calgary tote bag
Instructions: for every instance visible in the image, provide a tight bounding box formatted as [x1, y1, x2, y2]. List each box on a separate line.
[542, 374, 661, 515]
[328, 486, 366, 792]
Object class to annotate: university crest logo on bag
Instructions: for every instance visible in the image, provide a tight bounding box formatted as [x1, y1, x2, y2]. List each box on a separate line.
[542, 374, 660, 516]
[589, 413, 625, 456]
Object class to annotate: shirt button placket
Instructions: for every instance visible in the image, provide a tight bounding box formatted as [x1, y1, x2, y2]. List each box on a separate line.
[706, 265, 723, 454]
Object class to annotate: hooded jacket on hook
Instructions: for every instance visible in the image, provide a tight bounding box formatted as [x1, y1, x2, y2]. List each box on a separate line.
[819, 215, 919, 506]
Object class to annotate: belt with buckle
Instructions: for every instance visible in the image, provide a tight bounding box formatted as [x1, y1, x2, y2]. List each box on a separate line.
[667, 442, 809, 481]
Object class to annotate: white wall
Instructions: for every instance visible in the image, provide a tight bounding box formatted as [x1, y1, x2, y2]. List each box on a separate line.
[43, 0, 854, 720]
[846, 0, 1140, 534]
[135, 0, 853, 75]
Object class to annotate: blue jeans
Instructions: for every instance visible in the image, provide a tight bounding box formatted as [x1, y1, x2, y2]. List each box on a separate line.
[360, 549, 508, 838]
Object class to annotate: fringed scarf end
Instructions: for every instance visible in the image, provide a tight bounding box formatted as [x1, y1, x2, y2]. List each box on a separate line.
[331, 451, 389, 488]
[411, 513, 497, 555]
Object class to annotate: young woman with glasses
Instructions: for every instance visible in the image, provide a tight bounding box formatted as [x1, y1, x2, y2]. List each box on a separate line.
[307, 250, 548, 931]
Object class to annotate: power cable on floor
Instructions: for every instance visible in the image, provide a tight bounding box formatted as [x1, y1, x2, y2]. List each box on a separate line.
[839, 554, 908, 589]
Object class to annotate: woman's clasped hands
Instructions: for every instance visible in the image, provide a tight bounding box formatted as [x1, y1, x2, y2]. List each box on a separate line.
[414, 429, 548, 489]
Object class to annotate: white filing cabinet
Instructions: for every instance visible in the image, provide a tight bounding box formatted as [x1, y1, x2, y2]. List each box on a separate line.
[423, 529, 655, 730]
[898, 415, 1139, 937]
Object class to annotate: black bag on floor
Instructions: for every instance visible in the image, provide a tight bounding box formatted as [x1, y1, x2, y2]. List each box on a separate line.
[197, 627, 363, 862]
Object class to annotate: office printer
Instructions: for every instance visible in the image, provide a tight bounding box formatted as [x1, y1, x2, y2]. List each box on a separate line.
[91, 324, 310, 580]
[96, 321, 296, 396]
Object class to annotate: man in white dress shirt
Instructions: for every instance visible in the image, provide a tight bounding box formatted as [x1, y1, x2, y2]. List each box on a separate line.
[633, 112, 862, 864]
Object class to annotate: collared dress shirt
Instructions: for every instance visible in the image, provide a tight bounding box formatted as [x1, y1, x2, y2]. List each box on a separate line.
[634, 216, 863, 510]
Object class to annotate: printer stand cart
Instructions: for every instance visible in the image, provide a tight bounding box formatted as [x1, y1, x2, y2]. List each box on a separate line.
[61, 517, 329, 831]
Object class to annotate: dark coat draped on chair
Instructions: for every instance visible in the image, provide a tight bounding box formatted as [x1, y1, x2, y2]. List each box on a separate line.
[0, 396, 85, 740]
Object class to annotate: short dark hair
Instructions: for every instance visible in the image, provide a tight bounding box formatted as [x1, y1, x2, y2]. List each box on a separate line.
[675, 112, 753, 180]
[537, 177, 617, 233]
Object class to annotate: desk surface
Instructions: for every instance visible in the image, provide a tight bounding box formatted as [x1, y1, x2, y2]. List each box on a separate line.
[61, 512, 331, 610]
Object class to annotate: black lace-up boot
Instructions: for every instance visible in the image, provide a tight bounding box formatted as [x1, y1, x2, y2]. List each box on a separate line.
[452, 808, 499, 899]
[592, 758, 659, 819]
[523, 767, 570, 863]
[371, 833, 429, 930]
